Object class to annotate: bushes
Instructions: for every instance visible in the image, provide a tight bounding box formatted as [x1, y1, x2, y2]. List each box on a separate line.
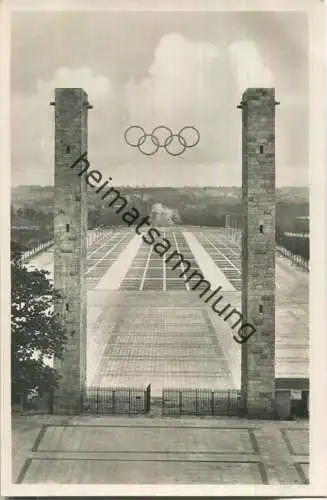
[11, 249, 67, 404]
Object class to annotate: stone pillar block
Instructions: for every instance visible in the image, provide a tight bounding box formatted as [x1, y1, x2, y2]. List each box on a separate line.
[275, 390, 291, 419]
[53, 88, 89, 414]
[240, 88, 277, 418]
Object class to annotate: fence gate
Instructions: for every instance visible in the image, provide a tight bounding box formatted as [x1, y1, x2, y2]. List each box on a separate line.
[82, 385, 151, 415]
[162, 388, 244, 416]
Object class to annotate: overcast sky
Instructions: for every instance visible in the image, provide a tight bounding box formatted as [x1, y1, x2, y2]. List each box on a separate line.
[11, 10, 308, 187]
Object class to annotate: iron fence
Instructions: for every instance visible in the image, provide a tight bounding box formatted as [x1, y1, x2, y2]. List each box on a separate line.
[162, 388, 244, 416]
[82, 385, 151, 415]
[12, 385, 309, 418]
[20, 240, 54, 263]
[13, 386, 151, 415]
[276, 245, 309, 271]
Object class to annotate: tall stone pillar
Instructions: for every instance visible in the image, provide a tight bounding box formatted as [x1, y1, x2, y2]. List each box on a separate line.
[52, 88, 90, 414]
[239, 88, 278, 418]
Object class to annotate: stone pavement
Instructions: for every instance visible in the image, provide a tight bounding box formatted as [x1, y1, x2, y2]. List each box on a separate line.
[86, 226, 308, 390]
[28, 227, 309, 387]
[87, 291, 237, 393]
[20, 227, 309, 486]
[87, 285, 308, 393]
[12, 415, 309, 485]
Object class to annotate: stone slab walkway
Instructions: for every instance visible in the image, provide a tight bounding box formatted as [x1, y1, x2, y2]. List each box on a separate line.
[12, 415, 309, 485]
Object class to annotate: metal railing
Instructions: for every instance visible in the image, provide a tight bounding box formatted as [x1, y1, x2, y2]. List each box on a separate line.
[12, 385, 309, 418]
[276, 245, 309, 271]
[20, 240, 54, 263]
[82, 385, 151, 415]
[162, 388, 243, 416]
[17, 226, 105, 264]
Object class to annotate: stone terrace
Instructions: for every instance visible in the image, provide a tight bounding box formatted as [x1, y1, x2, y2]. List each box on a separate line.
[13, 415, 309, 485]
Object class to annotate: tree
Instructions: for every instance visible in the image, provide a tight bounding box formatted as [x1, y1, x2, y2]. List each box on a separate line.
[11, 242, 67, 404]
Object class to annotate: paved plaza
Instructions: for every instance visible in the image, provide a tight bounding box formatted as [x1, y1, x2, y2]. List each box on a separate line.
[13, 415, 309, 484]
[16, 226, 310, 484]
[28, 226, 309, 391]
[89, 292, 235, 392]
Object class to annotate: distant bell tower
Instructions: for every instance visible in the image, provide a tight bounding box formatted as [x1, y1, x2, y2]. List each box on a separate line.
[238, 88, 278, 418]
[52, 88, 91, 414]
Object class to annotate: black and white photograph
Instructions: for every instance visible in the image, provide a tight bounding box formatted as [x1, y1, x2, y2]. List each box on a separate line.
[1, 0, 326, 495]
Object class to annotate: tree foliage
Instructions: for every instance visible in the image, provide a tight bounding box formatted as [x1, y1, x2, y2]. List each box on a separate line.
[11, 242, 67, 403]
[11, 205, 53, 251]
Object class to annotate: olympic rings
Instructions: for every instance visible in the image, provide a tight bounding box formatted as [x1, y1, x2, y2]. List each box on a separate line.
[164, 134, 187, 156]
[124, 125, 200, 156]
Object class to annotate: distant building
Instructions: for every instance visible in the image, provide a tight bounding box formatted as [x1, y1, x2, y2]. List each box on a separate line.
[151, 203, 179, 226]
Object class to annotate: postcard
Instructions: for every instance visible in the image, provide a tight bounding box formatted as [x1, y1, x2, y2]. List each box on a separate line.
[1, 0, 326, 496]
